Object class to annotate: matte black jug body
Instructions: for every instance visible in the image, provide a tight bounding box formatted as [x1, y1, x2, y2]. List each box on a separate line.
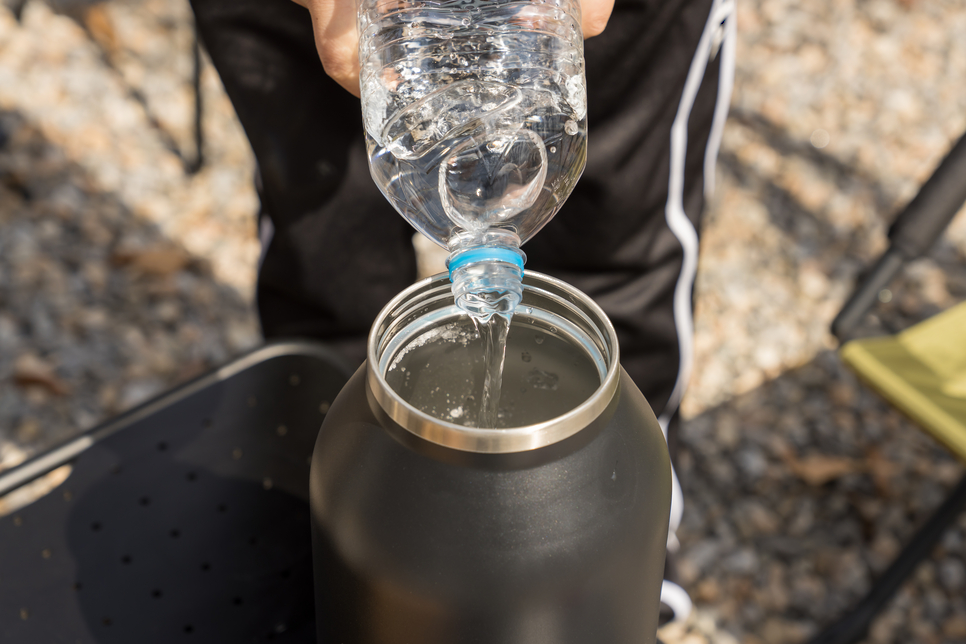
[310, 272, 671, 644]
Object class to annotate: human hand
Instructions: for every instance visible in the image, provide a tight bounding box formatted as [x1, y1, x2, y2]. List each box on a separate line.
[291, 0, 615, 97]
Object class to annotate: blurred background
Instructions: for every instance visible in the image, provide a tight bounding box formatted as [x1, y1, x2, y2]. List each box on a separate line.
[0, 0, 965, 642]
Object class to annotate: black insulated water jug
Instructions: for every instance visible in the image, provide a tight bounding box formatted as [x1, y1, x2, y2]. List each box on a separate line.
[310, 271, 671, 644]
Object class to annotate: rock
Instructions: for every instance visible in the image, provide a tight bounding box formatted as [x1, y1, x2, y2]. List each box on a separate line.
[722, 547, 759, 575]
[733, 499, 781, 538]
[0, 440, 29, 471]
[937, 557, 965, 593]
[680, 539, 726, 583]
[868, 532, 900, 573]
[908, 618, 938, 644]
[786, 497, 817, 536]
[922, 588, 948, 623]
[694, 578, 721, 603]
[942, 614, 966, 640]
[760, 618, 814, 644]
[789, 573, 824, 612]
[833, 549, 869, 595]
[118, 378, 165, 411]
[0, 313, 18, 350]
[735, 445, 768, 481]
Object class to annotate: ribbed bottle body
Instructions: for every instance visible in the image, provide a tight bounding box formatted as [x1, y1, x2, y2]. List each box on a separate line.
[359, 0, 587, 253]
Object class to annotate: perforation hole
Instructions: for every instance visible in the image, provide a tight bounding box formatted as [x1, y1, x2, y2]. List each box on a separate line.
[157, 442, 168, 452]
[139, 496, 151, 507]
[170, 529, 181, 539]
[217, 503, 228, 513]
[186, 471, 198, 482]
[121, 555, 132, 565]
[102, 617, 112, 627]
[183, 624, 194, 634]
[232, 596, 243, 607]
[200, 562, 211, 572]
[151, 589, 163, 599]
[91, 522, 102, 532]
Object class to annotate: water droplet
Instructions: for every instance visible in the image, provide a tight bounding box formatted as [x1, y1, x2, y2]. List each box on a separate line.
[461, 17, 471, 25]
[565, 120, 578, 135]
[521, 351, 532, 363]
[549, 326, 557, 333]
[549, 146, 556, 153]
[534, 334, 545, 345]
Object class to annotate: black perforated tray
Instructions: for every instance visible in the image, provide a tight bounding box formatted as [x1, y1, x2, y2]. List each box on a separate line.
[0, 341, 351, 643]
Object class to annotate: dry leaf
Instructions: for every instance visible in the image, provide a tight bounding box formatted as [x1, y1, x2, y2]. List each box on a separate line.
[784, 453, 861, 487]
[13, 354, 71, 396]
[112, 244, 192, 276]
[16, 417, 40, 442]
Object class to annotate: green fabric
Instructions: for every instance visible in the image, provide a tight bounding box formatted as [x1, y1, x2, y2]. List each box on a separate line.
[840, 301, 966, 464]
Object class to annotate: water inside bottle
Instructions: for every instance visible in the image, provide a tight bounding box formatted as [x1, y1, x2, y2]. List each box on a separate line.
[361, 0, 588, 249]
[384, 309, 603, 428]
[365, 86, 585, 247]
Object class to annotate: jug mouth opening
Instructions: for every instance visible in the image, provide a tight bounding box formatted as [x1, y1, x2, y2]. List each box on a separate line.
[367, 271, 620, 453]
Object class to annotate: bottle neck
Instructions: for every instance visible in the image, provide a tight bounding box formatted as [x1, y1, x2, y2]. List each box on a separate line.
[447, 246, 526, 322]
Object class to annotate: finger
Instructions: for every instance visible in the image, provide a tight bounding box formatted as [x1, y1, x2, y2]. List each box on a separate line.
[580, 0, 615, 38]
[303, 0, 361, 96]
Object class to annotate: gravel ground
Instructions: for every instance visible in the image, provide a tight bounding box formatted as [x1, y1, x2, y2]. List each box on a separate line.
[2, 0, 966, 642]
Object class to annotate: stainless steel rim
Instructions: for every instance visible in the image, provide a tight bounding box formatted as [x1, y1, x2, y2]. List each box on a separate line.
[366, 271, 620, 454]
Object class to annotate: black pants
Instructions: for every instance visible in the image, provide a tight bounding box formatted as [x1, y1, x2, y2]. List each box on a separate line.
[189, 0, 732, 430]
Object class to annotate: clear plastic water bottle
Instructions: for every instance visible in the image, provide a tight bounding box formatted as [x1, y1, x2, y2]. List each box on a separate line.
[359, 0, 587, 320]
